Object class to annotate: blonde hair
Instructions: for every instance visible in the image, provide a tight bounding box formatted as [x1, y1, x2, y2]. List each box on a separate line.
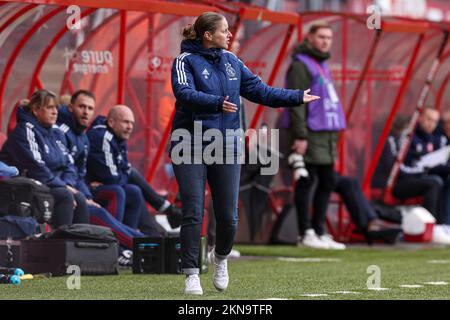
[25, 89, 58, 112]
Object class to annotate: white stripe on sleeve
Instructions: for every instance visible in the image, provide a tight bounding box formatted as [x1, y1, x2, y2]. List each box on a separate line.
[26, 125, 45, 165]
[102, 132, 118, 176]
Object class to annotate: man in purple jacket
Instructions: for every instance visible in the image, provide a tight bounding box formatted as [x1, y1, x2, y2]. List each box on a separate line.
[287, 22, 346, 250]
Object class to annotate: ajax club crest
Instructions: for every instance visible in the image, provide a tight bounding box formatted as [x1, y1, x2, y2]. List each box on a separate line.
[225, 63, 237, 80]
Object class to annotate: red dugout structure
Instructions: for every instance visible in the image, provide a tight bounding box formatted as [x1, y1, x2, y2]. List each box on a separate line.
[1, 0, 450, 242]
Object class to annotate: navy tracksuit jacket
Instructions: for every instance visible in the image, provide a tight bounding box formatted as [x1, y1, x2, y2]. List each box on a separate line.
[86, 116, 130, 186]
[57, 105, 92, 198]
[170, 39, 304, 153]
[0, 107, 76, 188]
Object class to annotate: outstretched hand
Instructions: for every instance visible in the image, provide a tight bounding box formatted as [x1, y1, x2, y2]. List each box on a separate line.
[303, 89, 320, 103]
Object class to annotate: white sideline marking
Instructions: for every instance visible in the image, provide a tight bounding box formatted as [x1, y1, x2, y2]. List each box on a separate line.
[424, 281, 448, 285]
[301, 293, 328, 297]
[331, 291, 361, 294]
[428, 260, 450, 264]
[262, 298, 290, 300]
[400, 285, 424, 288]
[368, 288, 390, 291]
[278, 257, 341, 263]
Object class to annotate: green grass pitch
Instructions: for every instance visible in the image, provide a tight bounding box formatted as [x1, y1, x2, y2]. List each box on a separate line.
[1, 244, 450, 300]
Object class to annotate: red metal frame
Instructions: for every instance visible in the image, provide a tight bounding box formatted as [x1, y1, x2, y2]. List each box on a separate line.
[145, 12, 155, 178]
[0, 3, 36, 34]
[248, 24, 295, 130]
[0, 6, 65, 130]
[436, 71, 450, 112]
[1, 0, 217, 16]
[344, 30, 382, 123]
[335, 17, 349, 239]
[227, 6, 244, 53]
[362, 33, 426, 193]
[28, 8, 97, 97]
[117, 10, 127, 104]
[60, 11, 121, 94]
[433, 47, 450, 111]
[383, 30, 449, 199]
[88, 13, 150, 112]
[2, 1, 450, 243]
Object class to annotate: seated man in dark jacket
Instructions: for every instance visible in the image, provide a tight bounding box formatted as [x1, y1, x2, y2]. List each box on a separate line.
[373, 111, 444, 223]
[87, 105, 181, 232]
[0, 90, 89, 227]
[57, 90, 146, 252]
[430, 112, 450, 224]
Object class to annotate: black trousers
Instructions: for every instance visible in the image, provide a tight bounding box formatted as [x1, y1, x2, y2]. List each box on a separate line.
[50, 187, 89, 228]
[393, 175, 443, 223]
[334, 174, 377, 229]
[294, 164, 336, 236]
[129, 168, 167, 211]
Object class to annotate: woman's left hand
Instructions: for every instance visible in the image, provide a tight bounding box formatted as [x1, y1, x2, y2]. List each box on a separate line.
[303, 89, 320, 103]
[222, 95, 238, 113]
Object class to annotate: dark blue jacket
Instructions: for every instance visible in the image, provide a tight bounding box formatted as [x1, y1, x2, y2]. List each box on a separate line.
[86, 116, 130, 186]
[372, 134, 426, 189]
[429, 122, 450, 178]
[432, 121, 448, 150]
[171, 39, 304, 150]
[57, 105, 93, 198]
[0, 107, 76, 188]
[407, 125, 436, 165]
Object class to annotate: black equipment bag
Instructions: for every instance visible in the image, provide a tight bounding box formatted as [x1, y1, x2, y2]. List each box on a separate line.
[21, 224, 119, 276]
[0, 215, 38, 240]
[40, 224, 118, 242]
[0, 177, 54, 223]
[132, 233, 207, 274]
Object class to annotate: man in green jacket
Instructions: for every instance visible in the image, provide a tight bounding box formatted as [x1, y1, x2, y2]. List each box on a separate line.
[287, 22, 346, 250]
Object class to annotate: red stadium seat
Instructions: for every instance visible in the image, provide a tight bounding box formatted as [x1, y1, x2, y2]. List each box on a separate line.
[0, 131, 6, 149]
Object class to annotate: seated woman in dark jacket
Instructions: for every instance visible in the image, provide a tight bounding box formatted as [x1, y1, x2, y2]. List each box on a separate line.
[0, 90, 89, 227]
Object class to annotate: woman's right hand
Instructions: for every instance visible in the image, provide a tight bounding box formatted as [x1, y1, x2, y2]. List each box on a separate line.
[222, 95, 237, 113]
[303, 89, 320, 103]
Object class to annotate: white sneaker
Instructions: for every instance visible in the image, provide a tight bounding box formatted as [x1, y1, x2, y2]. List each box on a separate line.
[319, 234, 346, 250]
[184, 274, 203, 295]
[432, 225, 450, 245]
[300, 229, 330, 249]
[229, 249, 241, 259]
[118, 250, 133, 267]
[212, 251, 229, 291]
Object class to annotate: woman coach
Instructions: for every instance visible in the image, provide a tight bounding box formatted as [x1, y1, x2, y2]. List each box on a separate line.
[170, 12, 320, 295]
